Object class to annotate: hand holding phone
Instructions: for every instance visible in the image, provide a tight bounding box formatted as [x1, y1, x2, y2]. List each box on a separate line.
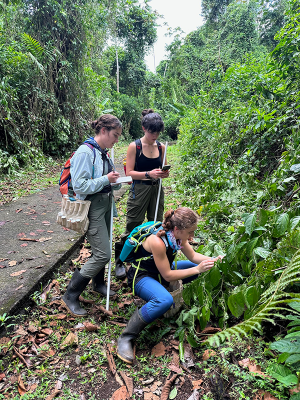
[161, 165, 171, 171]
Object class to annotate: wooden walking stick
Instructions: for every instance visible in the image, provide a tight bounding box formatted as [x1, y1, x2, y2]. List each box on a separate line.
[154, 141, 168, 222]
[106, 148, 114, 311]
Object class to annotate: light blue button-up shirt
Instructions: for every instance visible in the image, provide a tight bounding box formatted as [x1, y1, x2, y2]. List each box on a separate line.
[70, 144, 121, 201]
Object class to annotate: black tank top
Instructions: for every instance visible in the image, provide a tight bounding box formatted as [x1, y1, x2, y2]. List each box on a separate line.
[135, 152, 162, 172]
[127, 236, 176, 288]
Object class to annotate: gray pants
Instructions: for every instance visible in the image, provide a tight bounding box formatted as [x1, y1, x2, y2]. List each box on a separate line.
[80, 192, 112, 279]
[123, 183, 164, 237]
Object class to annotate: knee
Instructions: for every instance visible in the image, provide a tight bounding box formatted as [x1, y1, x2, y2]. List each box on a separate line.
[157, 293, 174, 314]
[92, 250, 110, 265]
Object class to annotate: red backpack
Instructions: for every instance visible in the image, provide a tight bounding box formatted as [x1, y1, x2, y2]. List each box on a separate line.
[59, 143, 96, 197]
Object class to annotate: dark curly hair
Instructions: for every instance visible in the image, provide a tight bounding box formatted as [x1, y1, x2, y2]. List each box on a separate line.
[157, 207, 199, 237]
[91, 114, 122, 135]
[141, 109, 164, 133]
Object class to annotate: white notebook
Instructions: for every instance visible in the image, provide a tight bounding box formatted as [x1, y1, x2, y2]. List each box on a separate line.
[111, 176, 132, 185]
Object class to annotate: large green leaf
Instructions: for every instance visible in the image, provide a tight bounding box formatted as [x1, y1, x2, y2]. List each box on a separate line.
[227, 292, 245, 318]
[273, 213, 290, 238]
[270, 337, 300, 353]
[245, 286, 259, 307]
[254, 247, 271, 259]
[245, 214, 256, 236]
[259, 209, 268, 226]
[286, 353, 300, 364]
[290, 216, 300, 231]
[208, 266, 221, 288]
[290, 164, 300, 173]
[246, 237, 259, 257]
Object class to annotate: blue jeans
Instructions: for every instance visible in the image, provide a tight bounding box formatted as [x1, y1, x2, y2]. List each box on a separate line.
[135, 260, 198, 323]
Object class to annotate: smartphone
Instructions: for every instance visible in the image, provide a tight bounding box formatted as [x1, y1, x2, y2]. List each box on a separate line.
[161, 165, 171, 171]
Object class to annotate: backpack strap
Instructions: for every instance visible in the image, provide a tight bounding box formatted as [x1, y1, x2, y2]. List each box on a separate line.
[84, 143, 96, 179]
[156, 140, 162, 164]
[134, 139, 142, 170]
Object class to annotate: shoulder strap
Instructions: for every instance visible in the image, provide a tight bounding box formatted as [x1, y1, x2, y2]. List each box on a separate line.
[135, 139, 142, 170]
[83, 143, 96, 179]
[156, 140, 162, 161]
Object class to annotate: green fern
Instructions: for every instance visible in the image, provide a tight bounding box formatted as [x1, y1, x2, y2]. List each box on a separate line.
[205, 250, 300, 347]
[21, 33, 44, 59]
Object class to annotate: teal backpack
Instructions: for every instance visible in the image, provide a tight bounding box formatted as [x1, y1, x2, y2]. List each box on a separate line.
[120, 221, 164, 263]
[120, 221, 178, 295]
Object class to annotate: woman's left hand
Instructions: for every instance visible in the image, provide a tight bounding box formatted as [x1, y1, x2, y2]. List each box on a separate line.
[161, 170, 170, 179]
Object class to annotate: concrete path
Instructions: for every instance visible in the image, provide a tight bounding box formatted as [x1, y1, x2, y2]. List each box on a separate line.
[0, 164, 128, 316]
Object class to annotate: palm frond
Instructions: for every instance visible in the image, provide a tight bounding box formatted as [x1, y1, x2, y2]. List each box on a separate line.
[205, 250, 300, 346]
[21, 33, 44, 60]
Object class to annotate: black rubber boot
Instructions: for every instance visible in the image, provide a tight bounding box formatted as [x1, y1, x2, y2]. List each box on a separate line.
[92, 268, 116, 297]
[115, 241, 126, 280]
[61, 268, 90, 317]
[117, 308, 147, 364]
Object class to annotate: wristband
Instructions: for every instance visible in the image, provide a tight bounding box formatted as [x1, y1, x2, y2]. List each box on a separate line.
[145, 171, 150, 179]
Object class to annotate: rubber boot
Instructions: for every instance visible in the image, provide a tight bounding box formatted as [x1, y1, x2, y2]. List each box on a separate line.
[61, 268, 90, 317]
[92, 267, 116, 296]
[117, 308, 147, 364]
[115, 241, 126, 280]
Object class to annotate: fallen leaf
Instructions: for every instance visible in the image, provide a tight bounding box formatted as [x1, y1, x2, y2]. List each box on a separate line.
[151, 342, 166, 357]
[119, 371, 133, 397]
[29, 383, 38, 393]
[15, 326, 27, 335]
[55, 380, 63, 390]
[16, 285, 24, 291]
[192, 379, 203, 390]
[45, 389, 61, 400]
[47, 230, 54, 233]
[110, 385, 129, 400]
[183, 343, 195, 367]
[200, 326, 222, 335]
[203, 349, 216, 361]
[238, 358, 269, 378]
[0, 265, 6, 268]
[17, 232, 26, 237]
[18, 375, 27, 396]
[41, 328, 53, 336]
[10, 270, 26, 277]
[29, 232, 36, 236]
[20, 243, 28, 247]
[8, 260, 17, 267]
[42, 221, 51, 224]
[83, 321, 98, 332]
[144, 393, 159, 400]
[60, 332, 78, 348]
[168, 364, 183, 374]
[105, 343, 116, 375]
[48, 313, 66, 320]
[0, 373, 5, 381]
[187, 390, 200, 400]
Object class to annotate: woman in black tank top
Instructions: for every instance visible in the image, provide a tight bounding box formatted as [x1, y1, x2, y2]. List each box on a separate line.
[114, 109, 170, 280]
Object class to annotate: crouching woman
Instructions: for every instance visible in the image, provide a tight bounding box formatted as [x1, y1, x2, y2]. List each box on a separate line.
[117, 207, 223, 364]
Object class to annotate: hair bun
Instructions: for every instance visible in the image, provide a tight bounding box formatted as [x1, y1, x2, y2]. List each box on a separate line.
[91, 120, 98, 129]
[141, 108, 155, 117]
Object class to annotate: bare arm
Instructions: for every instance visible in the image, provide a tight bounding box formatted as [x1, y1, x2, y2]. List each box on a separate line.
[126, 142, 169, 180]
[145, 236, 215, 282]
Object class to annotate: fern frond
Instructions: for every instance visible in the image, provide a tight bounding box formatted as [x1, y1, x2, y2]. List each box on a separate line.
[21, 33, 44, 60]
[205, 249, 300, 347]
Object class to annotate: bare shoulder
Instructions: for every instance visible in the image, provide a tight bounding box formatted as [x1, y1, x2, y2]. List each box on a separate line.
[144, 234, 166, 254]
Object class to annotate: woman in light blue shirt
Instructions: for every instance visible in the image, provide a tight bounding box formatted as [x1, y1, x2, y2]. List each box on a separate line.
[62, 114, 122, 317]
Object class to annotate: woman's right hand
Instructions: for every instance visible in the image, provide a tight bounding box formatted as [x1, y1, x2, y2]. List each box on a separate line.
[196, 258, 216, 274]
[148, 169, 165, 180]
[107, 171, 120, 183]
